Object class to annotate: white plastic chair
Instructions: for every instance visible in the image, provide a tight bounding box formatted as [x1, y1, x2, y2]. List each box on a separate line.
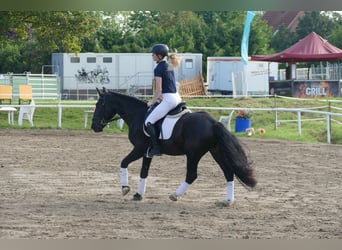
[117, 118, 124, 129]
[18, 99, 35, 126]
[219, 110, 235, 132]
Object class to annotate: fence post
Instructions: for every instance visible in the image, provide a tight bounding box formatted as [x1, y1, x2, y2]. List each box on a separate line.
[328, 101, 331, 140]
[297, 111, 301, 136]
[326, 114, 331, 144]
[274, 94, 278, 129]
[58, 104, 62, 128]
[25, 72, 30, 85]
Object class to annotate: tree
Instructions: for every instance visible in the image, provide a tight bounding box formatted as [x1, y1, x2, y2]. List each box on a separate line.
[323, 12, 342, 49]
[0, 11, 275, 74]
[270, 24, 298, 52]
[296, 11, 338, 39]
[329, 26, 342, 49]
[0, 11, 102, 73]
[81, 12, 125, 52]
[0, 41, 21, 73]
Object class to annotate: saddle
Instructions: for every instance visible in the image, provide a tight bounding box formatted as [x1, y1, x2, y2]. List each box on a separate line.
[144, 102, 191, 140]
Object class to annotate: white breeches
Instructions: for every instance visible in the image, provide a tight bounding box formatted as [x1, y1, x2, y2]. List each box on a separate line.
[145, 93, 181, 125]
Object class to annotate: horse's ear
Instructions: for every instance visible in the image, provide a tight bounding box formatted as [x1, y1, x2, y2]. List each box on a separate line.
[96, 87, 102, 96]
[102, 87, 108, 93]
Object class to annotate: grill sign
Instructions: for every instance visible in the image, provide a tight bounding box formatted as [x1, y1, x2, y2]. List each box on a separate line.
[293, 81, 340, 98]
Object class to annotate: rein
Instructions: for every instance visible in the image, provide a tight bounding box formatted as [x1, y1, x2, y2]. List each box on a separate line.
[109, 115, 122, 122]
[99, 115, 122, 126]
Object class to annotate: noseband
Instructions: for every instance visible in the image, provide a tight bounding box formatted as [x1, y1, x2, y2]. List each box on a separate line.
[96, 115, 121, 127]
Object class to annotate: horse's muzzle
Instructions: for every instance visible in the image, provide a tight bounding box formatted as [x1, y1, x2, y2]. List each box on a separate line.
[91, 119, 104, 132]
[92, 126, 103, 133]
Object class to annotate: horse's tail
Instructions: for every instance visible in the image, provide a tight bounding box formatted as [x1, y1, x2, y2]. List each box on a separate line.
[214, 122, 257, 188]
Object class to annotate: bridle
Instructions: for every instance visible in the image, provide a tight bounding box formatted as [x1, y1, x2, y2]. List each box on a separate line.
[98, 115, 121, 127]
[93, 94, 122, 127]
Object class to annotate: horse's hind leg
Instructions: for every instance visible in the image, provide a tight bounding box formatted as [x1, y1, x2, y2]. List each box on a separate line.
[210, 147, 235, 205]
[169, 153, 202, 201]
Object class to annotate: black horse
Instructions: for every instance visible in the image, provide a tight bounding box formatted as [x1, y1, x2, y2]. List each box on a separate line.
[91, 88, 256, 205]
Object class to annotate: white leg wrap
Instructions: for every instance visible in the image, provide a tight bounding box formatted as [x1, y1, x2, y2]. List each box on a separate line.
[137, 178, 147, 195]
[175, 182, 190, 196]
[120, 168, 128, 186]
[226, 181, 234, 201]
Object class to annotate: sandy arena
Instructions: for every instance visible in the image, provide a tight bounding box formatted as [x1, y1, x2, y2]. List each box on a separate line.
[0, 129, 341, 239]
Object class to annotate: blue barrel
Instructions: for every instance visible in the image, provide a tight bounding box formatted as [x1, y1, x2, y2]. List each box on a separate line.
[235, 119, 252, 132]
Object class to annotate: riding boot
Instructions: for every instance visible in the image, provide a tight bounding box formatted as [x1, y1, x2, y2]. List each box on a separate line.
[145, 122, 161, 158]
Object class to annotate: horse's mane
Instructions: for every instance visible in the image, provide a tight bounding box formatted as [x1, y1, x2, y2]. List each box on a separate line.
[107, 90, 147, 108]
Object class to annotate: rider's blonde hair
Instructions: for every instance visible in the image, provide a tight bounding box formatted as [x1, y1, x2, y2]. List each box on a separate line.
[167, 52, 181, 70]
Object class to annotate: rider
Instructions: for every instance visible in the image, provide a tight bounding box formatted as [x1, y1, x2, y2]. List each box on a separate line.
[145, 44, 182, 158]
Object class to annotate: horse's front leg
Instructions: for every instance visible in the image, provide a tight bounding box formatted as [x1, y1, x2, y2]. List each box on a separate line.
[120, 147, 144, 196]
[132, 156, 152, 201]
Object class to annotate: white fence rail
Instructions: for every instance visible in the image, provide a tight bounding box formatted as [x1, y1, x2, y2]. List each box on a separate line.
[188, 106, 342, 144]
[1, 103, 341, 144]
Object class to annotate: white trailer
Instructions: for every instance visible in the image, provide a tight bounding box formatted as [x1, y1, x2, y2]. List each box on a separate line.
[52, 52, 202, 99]
[206, 57, 278, 96]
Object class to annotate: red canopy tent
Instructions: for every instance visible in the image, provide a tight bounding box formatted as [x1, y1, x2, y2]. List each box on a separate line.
[251, 32, 342, 63]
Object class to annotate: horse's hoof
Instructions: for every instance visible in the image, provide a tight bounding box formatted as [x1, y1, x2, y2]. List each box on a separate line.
[223, 200, 234, 206]
[132, 193, 142, 201]
[122, 186, 131, 196]
[215, 200, 234, 207]
[169, 193, 178, 201]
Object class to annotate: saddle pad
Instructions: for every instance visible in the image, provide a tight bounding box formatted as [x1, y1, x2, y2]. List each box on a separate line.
[143, 109, 191, 140]
[159, 109, 190, 140]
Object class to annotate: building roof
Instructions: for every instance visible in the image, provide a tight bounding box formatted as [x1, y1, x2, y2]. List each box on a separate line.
[262, 11, 305, 33]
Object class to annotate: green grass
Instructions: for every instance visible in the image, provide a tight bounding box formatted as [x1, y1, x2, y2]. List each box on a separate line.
[1, 96, 342, 144]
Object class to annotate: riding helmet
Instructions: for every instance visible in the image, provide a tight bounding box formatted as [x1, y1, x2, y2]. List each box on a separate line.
[151, 44, 169, 57]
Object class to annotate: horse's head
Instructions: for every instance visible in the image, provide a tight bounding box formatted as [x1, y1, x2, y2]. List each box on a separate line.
[91, 87, 117, 132]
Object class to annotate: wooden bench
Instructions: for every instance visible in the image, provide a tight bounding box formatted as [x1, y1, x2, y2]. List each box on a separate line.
[19, 85, 32, 104]
[0, 85, 13, 104]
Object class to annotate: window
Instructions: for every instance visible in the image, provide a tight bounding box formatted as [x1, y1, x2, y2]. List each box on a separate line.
[70, 57, 80, 63]
[103, 57, 112, 63]
[87, 57, 96, 63]
[185, 59, 193, 69]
